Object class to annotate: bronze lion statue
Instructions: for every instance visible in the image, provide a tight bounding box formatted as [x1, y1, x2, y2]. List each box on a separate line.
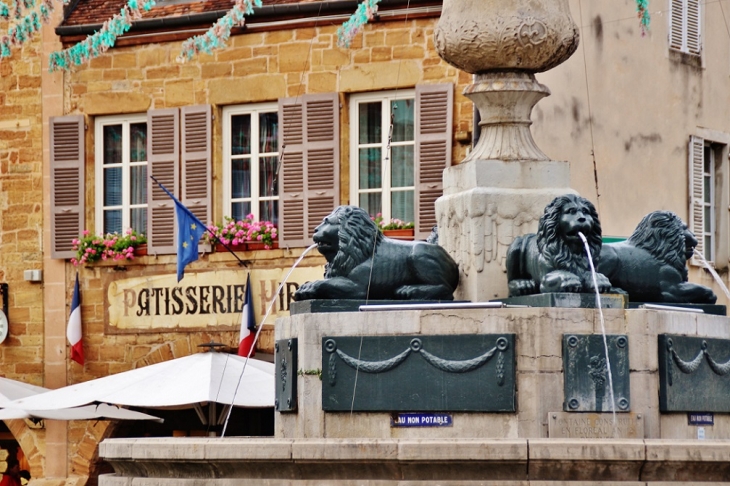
[506, 194, 611, 296]
[293, 206, 459, 301]
[597, 211, 716, 303]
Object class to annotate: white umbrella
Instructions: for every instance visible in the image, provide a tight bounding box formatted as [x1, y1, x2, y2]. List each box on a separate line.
[0, 376, 162, 422]
[8, 352, 274, 411]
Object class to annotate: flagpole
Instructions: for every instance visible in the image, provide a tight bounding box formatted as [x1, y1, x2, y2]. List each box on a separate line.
[150, 175, 250, 268]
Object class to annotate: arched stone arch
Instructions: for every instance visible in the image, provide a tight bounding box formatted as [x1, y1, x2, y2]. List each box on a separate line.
[4, 419, 44, 480]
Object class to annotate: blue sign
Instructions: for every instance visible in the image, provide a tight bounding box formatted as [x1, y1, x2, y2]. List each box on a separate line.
[391, 413, 453, 427]
[688, 413, 714, 425]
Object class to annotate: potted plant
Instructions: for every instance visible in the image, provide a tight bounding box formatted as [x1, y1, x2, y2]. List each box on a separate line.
[205, 215, 279, 251]
[371, 213, 415, 240]
[71, 228, 147, 266]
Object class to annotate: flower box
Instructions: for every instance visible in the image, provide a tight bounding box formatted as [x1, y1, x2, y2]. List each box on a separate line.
[383, 229, 414, 240]
[215, 241, 279, 252]
[205, 215, 278, 251]
[71, 229, 147, 266]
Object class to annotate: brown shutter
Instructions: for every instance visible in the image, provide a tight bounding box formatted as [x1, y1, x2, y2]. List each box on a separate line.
[50, 115, 85, 259]
[688, 135, 705, 265]
[182, 105, 212, 252]
[278, 93, 340, 247]
[414, 84, 453, 240]
[147, 108, 179, 255]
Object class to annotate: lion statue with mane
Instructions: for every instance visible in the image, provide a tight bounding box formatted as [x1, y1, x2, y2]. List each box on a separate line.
[597, 210, 716, 303]
[293, 206, 459, 301]
[506, 194, 612, 296]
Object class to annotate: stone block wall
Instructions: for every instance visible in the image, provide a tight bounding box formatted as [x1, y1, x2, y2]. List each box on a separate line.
[0, 21, 44, 384]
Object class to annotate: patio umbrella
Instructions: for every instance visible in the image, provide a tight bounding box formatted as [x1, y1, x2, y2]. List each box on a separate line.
[0, 376, 162, 422]
[7, 352, 274, 413]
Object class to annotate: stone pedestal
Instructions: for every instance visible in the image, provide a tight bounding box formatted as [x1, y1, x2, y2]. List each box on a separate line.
[433, 0, 580, 303]
[437, 160, 575, 301]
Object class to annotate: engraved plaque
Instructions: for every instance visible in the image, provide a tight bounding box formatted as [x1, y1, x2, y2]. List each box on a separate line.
[548, 412, 644, 438]
[322, 334, 516, 412]
[563, 334, 630, 412]
[275, 338, 297, 412]
[659, 334, 730, 412]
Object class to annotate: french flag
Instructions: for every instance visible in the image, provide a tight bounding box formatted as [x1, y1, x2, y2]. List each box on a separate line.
[67, 273, 84, 365]
[238, 273, 256, 357]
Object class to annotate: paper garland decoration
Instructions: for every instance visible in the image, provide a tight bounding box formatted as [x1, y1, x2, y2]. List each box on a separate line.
[48, 0, 155, 71]
[636, 0, 651, 36]
[0, 0, 53, 59]
[0, 0, 653, 69]
[177, 0, 261, 63]
[336, 0, 380, 48]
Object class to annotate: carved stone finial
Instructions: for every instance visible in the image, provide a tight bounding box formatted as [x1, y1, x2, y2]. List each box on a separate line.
[435, 0, 579, 74]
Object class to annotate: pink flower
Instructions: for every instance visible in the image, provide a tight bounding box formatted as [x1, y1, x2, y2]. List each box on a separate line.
[83, 229, 90, 236]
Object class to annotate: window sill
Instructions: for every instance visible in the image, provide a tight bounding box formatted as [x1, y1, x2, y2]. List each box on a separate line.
[668, 49, 702, 70]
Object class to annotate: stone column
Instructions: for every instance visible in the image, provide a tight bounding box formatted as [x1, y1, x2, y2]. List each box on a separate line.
[434, 0, 580, 301]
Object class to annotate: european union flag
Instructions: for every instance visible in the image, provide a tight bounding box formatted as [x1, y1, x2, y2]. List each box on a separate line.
[151, 177, 207, 282]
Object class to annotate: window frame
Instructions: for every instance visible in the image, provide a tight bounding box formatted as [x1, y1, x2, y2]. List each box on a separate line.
[94, 113, 148, 236]
[689, 130, 730, 269]
[349, 89, 416, 223]
[222, 102, 280, 224]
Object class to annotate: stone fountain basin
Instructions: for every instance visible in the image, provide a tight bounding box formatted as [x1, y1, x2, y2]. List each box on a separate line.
[99, 306, 730, 485]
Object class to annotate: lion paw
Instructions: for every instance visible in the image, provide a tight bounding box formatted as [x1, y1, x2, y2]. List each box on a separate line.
[293, 281, 318, 301]
[508, 279, 538, 297]
[541, 271, 582, 293]
[585, 273, 612, 294]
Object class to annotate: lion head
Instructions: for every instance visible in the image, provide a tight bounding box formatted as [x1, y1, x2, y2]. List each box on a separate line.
[626, 210, 692, 277]
[312, 206, 383, 278]
[537, 194, 603, 272]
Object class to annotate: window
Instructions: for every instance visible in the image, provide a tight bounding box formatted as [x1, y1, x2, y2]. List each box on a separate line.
[350, 90, 415, 224]
[52, 107, 212, 257]
[223, 103, 279, 224]
[94, 114, 148, 235]
[669, 0, 700, 55]
[689, 133, 729, 268]
[348, 85, 453, 239]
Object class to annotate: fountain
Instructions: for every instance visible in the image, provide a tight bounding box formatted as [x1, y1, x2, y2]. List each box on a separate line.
[98, 1, 730, 484]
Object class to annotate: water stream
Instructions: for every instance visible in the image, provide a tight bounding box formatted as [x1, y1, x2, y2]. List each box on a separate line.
[578, 232, 618, 436]
[694, 250, 730, 301]
[221, 243, 319, 437]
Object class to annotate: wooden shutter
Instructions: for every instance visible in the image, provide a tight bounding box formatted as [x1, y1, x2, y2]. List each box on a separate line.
[147, 108, 179, 255]
[669, 0, 684, 51]
[686, 0, 701, 55]
[50, 115, 85, 259]
[278, 93, 340, 247]
[688, 135, 705, 265]
[670, 0, 701, 55]
[182, 105, 212, 252]
[414, 84, 453, 240]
